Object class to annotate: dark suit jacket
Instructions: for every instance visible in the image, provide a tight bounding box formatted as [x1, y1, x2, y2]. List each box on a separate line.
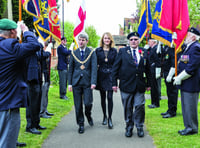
[68, 47, 97, 87]
[112, 46, 151, 93]
[178, 41, 200, 92]
[57, 44, 71, 70]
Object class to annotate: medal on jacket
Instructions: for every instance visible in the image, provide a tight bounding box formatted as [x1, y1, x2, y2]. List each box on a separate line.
[80, 64, 85, 70]
[105, 58, 108, 62]
[71, 50, 94, 70]
[104, 50, 109, 62]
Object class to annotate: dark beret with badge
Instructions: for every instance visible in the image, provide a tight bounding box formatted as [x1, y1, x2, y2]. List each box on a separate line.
[0, 18, 17, 30]
[127, 32, 140, 39]
[188, 27, 200, 36]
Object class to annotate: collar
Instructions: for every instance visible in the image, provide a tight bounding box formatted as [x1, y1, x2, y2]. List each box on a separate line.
[131, 47, 139, 52]
[79, 47, 86, 52]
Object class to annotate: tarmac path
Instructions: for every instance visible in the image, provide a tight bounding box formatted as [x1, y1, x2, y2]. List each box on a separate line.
[42, 90, 155, 148]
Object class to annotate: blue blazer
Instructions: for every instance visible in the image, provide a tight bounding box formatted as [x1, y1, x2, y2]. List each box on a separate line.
[178, 41, 200, 92]
[57, 44, 71, 70]
[0, 31, 40, 111]
[68, 47, 97, 87]
[112, 46, 151, 93]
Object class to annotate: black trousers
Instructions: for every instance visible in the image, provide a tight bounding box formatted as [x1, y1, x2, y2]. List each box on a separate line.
[150, 75, 160, 106]
[73, 85, 93, 126]
[26, 81, 41, 129]
[164, 79, 178, 115]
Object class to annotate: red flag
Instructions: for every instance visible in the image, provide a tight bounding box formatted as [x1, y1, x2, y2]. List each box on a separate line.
[48, 0, 61, 44]
[159, 0, 190, 53]
[73, 0, 86, 49]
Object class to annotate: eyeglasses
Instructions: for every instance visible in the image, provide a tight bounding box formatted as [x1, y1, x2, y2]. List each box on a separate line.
[129, 38, 139, 41]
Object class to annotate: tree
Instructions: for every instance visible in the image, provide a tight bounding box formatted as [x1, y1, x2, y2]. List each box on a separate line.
[63, 21, 74, 48]
[188, 0, 200, 28]
[85, 25, 100, 49]
[0, 0, 7, 18]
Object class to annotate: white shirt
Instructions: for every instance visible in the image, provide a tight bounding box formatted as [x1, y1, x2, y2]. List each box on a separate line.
[131, 47, 140, 64]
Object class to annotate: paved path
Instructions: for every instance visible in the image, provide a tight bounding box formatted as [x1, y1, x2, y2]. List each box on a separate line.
[42, 90, 155, 148]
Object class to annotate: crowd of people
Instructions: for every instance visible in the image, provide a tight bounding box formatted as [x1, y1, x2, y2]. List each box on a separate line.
[0, 18, 200, 147]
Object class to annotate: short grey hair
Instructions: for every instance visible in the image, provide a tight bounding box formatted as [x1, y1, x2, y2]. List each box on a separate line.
[0, 29, 11, 36]
[78, 32, 89, 41]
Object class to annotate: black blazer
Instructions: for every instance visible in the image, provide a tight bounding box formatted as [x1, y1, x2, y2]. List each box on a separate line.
[112, 46, 151, 93]
[68, 47, 97, 87]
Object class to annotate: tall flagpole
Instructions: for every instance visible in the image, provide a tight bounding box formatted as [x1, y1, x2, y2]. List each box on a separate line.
[19, 0, 22, 43]
[62, 0, 64, 37]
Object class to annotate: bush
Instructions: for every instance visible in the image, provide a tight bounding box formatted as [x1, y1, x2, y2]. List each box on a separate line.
[50, 68, 59, 85]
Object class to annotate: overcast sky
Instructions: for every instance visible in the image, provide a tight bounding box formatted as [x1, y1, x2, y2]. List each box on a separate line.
[58, 0, 137, 36]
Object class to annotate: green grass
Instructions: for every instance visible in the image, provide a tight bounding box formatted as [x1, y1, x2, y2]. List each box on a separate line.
[145, 99, 200, 148]
[17, 85, 74, 148]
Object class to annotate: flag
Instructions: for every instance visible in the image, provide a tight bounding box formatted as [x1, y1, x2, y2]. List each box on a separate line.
[152, 0, 190, 52]
[151, 0, 172, 47]
[159, 0, 190, 53]
[73, 0, 86, 49]
[138, 0, 152, 41]
[22, 0, 61, 43]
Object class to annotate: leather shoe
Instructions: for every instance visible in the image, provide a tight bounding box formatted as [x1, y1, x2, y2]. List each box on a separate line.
[78, 125, 84, 134]
[162, 113, 176, 118]
[40, 114, 51, 118]
[108, 118, 113, 129]
[148, 104, 159, 108]
[125, 129, 133, 137]
[36, 125, 47, 130]
[26, 128, 41, 134]
[88, 117, 94, 126]
[16, 141, 26, 147]
[46, 111, 54, 116]
[60, 96, 69, 100]
[161, 112, 168, 116]
[137, 127, 144, 137]
[178, 128, 198, 136]
[102, 116, 107, 125]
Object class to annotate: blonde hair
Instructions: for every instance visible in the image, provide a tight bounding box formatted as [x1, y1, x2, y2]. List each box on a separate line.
[99, 32, 115, 48]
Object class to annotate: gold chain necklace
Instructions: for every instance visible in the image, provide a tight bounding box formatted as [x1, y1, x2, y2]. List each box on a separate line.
[71, 49, 94, 70]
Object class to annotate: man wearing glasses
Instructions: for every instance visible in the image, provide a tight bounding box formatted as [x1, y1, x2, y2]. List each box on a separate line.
[112, 32, 151, 138]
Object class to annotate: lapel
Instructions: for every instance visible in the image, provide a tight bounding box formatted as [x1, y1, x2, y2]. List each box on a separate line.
[84, 47, 90, 60]
[75, 48, 82, 60]
[126, 47, 135, 65]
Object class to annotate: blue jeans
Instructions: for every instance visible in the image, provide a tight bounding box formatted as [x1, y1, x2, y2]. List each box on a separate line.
[58, 70, 68, 98]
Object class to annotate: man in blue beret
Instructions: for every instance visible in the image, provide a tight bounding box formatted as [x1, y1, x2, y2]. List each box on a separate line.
[112, 32, 151, 138]
[173, 27, 200, 135]
[0, 19, 40, 147]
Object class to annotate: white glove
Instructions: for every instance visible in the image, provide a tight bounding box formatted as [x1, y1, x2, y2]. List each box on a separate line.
[172, 32, 177, 39]
[17, 20, 23, 40]
[46, 43, 53, 53]
[69, 42, 75, 51]
[156, 41, 162, 54]
[156, 67, 161, 79]
[166, 67, 175, 82]
[144, 44, 149, 49]
[38, 37, 45, 47]
[173, 70, 191, 85]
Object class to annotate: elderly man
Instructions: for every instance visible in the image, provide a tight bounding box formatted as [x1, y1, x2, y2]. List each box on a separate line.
[173, 27, 200, 136]
[68, 32, 97, 134]
[112, 32, 151, 138]
[0, 19, 40, 147]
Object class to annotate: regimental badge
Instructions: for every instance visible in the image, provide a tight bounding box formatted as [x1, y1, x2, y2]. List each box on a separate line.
[127, 50, 131, 55]
[165, 54, 169, 59]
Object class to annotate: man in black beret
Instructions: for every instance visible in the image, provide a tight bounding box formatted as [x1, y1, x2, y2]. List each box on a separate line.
[0, 18, 40, 147]
[112, 32, 151, 138]
[173, 27, 200, 135]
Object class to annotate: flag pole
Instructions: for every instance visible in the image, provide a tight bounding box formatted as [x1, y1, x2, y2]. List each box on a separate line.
[19, 0, 22, 43]
[175, 49, 177, 76]
[62, 0, 64, 36]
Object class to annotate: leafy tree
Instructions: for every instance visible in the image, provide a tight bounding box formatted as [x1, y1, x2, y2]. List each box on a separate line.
[63, 21, 74, 48]
[188, 0, 200, 27]
[85, 25, 100, 49]
[0, 0, 7, 18]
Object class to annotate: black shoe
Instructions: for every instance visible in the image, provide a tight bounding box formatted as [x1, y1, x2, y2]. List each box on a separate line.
[162, 113, 176, 118]
[161, 112, 168, 116]
[108, 118, 113, 129]
[60, 96, 69, 100]
[125, 128, 133, 137]
[137, 127, 144, 137]
[36, 125, 47, 130]
[46, 111, 54, 116]
[88, 117, 94, 126]
[78, 125, 84, 134]
[148, 104, 159, 109]
[26, 128, 41, 134]
[178, 128, 198, 136]
[102, 116, 107, 125]
[40, 114, 51, 118]
[16, 141, 26, 147]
